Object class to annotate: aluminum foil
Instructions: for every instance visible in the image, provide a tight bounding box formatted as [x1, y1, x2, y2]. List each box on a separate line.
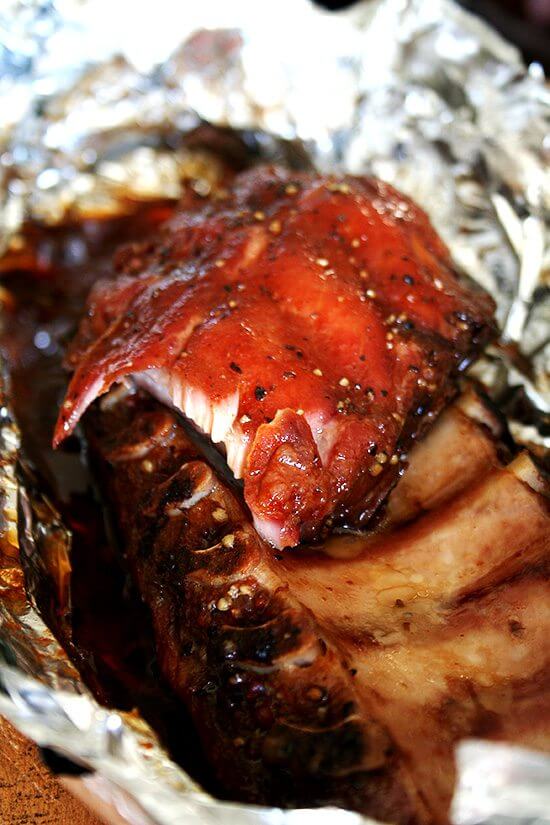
[0, 1, 548, 824]
[0, 0, 548, 439]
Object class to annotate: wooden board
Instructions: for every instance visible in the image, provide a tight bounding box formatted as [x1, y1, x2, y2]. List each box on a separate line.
[0, 716, 102, 825]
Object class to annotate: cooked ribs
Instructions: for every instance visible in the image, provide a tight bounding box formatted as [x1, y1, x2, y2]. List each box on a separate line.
[54, 164, 544, 822]
[55, 167, 496, 547]
[85, 384, 550, 825]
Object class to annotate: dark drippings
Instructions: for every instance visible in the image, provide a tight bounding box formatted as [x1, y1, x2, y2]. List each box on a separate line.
[0, 203, 218, 793]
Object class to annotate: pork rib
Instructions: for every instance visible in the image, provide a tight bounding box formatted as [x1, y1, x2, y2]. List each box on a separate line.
[57, 166, 496, 547]
[383, 382, 508, 526]
[85, 386, 550, 824]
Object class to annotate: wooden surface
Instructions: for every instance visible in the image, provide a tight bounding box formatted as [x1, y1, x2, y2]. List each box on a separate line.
[0, 716, 102, 825]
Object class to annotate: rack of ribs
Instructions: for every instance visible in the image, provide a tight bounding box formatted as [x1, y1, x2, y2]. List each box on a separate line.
[85, 383, 550, 825]
[55, 166, 496, 548]
[54, 165, 546, 824]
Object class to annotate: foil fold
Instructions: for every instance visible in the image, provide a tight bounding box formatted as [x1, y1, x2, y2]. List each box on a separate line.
[0, 1, 549, 824]
[452, 741, 550, 825]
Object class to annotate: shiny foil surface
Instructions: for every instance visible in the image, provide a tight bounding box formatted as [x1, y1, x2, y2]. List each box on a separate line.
[0, 1, 548, 823]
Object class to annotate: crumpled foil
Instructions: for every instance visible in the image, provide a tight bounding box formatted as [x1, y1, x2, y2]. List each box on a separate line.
[452, 741, 550, 825]
[0, 1, 548, 824]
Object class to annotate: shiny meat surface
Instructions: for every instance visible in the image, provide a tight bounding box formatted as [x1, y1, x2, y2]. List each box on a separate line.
[56, 166, 496, 547]
[86, 386, 550, 824]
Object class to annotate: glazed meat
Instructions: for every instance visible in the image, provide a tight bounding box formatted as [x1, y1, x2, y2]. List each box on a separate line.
[55, 167, 495, 547]
[86, 384, 550, 825]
